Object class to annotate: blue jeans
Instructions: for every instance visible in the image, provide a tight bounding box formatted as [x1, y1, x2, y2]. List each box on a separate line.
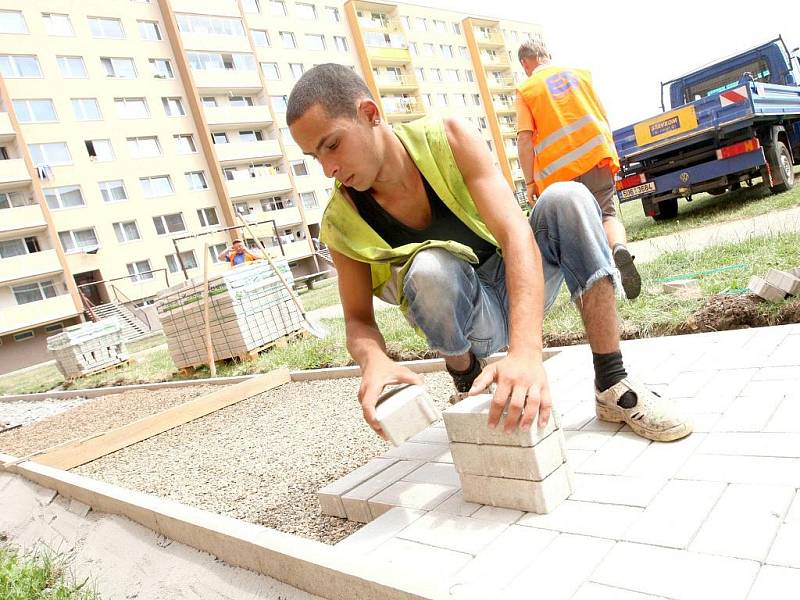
[403, 181, 619, 358]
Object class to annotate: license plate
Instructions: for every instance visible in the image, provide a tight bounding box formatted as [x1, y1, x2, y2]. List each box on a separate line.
[620, 182, 656, 199]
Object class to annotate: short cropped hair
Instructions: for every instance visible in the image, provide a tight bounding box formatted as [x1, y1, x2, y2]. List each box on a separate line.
[287, 63, 375, 126]
[518, 39, 550, 63]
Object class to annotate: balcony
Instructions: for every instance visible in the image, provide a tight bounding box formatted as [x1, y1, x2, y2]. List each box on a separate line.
[499, 123, 517, 136]
[0, 113, 15, 143]
[215, 140, 283, 164]
[170, 0, 240, 17]
[267, 206, 303, 228]
[367, 47, 411, 65]
[0, 249, 63, 286]
[205, 104, 273, 128]
[358, 16, 402, 33]
[180, 32, 251, 53]
[505, 144, 519, 157]
[474, 29, 504, 48]
[304, 208, 323, 224]
[0, 293, 81, 336]
[192, 69, 262, 94]
[0, 203, 47, 237]
[480, 53, 510, 68]
[280, 239, 313, 260]
[65, 250, 101, 274]
[226, 173, 293, 200]
[375, 75, 418, 93]
[383, 98, 425, 122]
[511, 168, 524, 180]
[0, 159, 32, 192]
[488, 76, 516, 91]
[493, 100, 516, 114]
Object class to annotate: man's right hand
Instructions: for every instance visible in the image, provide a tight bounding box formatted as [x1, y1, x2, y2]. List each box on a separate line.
[527, 187, 538, 207]
[358, 356, 424, 439]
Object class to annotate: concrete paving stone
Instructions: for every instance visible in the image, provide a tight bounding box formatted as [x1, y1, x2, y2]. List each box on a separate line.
[677, 454, 800, 486]
[368, 481, 457, 519]
[569, 474, 666, 508]
[502, 533, 615, 600]
[622, 434, 706, 482]
[689, 483, 794, 562]
[748, 275, 787, 302]
[673, 368, 757, 414]
[433, 491, 482, 517]
[690, 413, 723, 433]
[470, 505, 524, 524]
[763, 394, 800, 432]
[699, 432, 800, 458]
[443, 393, 558, 446]
[564, 428, 616, 451]
[383, 441, 451, 462]
[712, 394, 783, 432]
[737, 378, 792, 400]
[746, 565, 800, 600]
[317, 457, 397, 518]
[334, 507, 426, 555]
[395, 511, 509, 555]
[0, 477, 47, 531]
[572, 582, 672, 600]
[786, 491, 800, 522]
[368, 537, 473, 580]
[559, 401, 596, 431]
[407, 426, 450, 445]
[518, 499, 643, 540]
[752, 366, 800, 381]
[450, 431, 565, 481]
[567, 449, 595, 469]
[766, 522, 800, 568]
[341, 460, 423, 523]
[461, 463, 572, 514]
[622, 479, 725, 549]
[666, 370, 719, 399]
[591, 542, 760, 600]
[580, 418, 624, 433]
[374, 385, 442, 446]
[577, 431, 652, 476]
[68, 498, 91, 517]
[402, 462, 461, 487]
[448, 525, 557, 595]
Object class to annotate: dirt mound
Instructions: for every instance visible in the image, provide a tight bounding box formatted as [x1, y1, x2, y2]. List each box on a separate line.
[680, 293, 769, 333]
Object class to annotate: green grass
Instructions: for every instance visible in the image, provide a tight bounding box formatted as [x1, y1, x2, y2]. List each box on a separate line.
[0, 543, 99, 600]
[620, 169, 800, 242]
[295, 276, 341, 312]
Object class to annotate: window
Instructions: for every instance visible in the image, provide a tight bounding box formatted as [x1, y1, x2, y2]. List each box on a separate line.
[0, 237, 40, 258]
[465, 70, 475, 82]
[174, 134, 197, 154]
[333, 36, 348, 52]
[12, 281, 56, 305]
[41, 13, 72, 37]
[296, 3, 316, 18]
[28, 142, 71, 166]
[242, 0, 260, 13]
[408, 42, 417, 56]
[13, 99, 56, 123]
[431, 68, 442, 82]
[440, 45, 454, 59]
[58, 228, 98, 253]
[140, 175, 173, 198]
[455, 94, 467, 107]
[0, 192, 36, 210]
[88, 16, 124, 39]
[209, 243, 227, 263]
[239, 130, 263, 142]
[423, 43, 434, 57]
[261, 62, 279, 80]
[138, 20, 161, 40]
[197, 207, 219, 227]
[234, 201, 251, 215]
[280, 127, 295, 145]
[150, 58, 174, 79]
[152, 213, 186, 235]
[56, 56, 86, 78]
[445, 68, 459, 83]
[127, 260, 153, 282]
[271, 95, 288, 112]
[433, 20, 446, 33]
[437, 93, 448, 106]
[162, 97, 185, 116]
[0, 10, 27, 33]
[453, 23, 461, 35]
[478, 116, 487, 129]
[14, 330, 34, 341]
[261, 196, 293, 211]
[85, 139, 115, 162]
[165, 251, 198, 273]
[202, 96, 217, 108]
[212, 132, 229, 144]
[99, 179, 128, 203]
[115, 97, 149, 118]
[459, 46, 469, 59]
[414, 17, 427, 32]
[127, 136, 162, 158]
[291, 160, 308, 176]
[101, 56, 137, 79]
[300, 191, 318, 209]
[280, 31, 296, 49]
[113, 220, 141, 243]
[325, 6, 340, 22]
[71, 98, 102, 121]
[230, 96, 254, 107]
[473, 93, 481, 106]
[270, 1, 287, 16]
[252, 29, 269, 47]
[45, 323, 63, 333]
[185, 171, 208, 190]
[289, 63, 304, 79]
[176, 14, 244, 36]
[0, 55, 41, 78]
[305, 34, 325, 51]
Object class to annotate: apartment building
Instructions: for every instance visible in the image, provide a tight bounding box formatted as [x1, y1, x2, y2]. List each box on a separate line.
[0, 0, 541, 373]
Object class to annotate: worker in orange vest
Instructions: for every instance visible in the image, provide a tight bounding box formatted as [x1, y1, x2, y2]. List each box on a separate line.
[516, 39, 641, 300]
[217, 238, 258, 266]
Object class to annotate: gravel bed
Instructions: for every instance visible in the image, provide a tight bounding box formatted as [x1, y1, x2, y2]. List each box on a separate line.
[74, 372, 457, 545]
[0, 385, 223, 458]
[0, 397, 89, 429]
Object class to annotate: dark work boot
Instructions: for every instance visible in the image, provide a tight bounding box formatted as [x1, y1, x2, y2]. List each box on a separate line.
[613, 244, 642, 300]
[446, 352, 487, 404]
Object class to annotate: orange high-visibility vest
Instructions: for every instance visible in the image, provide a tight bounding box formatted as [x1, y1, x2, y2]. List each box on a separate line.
[517, 65, 619, 196]
[229, 251, 256, 266]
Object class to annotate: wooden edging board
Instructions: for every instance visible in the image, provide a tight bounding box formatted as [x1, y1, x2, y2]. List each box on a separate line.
[0, 452, 438, 600]
[16, 368, 291, 471]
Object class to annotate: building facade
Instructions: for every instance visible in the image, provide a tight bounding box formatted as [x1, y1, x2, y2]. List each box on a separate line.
[0, 0, 541, 373]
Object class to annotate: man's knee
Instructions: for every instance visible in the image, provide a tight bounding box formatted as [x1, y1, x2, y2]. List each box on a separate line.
[403, 248, 471, 301]
[531, 181, 602, 229]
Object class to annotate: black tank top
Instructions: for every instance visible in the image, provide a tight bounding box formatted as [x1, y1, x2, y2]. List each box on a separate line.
[346, 175, 496, 266]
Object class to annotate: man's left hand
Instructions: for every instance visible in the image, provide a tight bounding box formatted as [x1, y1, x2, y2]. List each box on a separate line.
[468, 353, 552, 433]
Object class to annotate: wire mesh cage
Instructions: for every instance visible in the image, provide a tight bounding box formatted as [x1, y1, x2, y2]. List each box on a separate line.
[46, 318, 128, 379]
[155, 258, 304, 369]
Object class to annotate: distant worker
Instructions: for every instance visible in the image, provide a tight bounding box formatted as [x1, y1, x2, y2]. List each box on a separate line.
[217, 238, 258, 266]
[516, 39, 642, 299]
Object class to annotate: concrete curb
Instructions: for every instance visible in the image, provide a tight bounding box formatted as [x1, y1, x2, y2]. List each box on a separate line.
[0, 451, 440, 600]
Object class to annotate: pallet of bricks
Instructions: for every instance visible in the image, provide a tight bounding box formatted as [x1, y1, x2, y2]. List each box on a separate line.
[47, 318, 128, 379]
[156, 258, 304, 369]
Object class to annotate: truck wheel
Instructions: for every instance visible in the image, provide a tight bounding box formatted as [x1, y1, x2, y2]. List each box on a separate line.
[652, 198, 678, 221]
[766, 142, 795, 194]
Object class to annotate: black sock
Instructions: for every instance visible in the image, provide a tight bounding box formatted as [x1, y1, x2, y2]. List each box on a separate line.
[593, 351, 637, 408]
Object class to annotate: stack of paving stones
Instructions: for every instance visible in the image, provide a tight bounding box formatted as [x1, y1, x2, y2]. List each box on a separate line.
[156, 259, 303, 368]
[46, 318, 128, 379]
[748, 266, 800, 303]
[443, 393, 573, 513]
